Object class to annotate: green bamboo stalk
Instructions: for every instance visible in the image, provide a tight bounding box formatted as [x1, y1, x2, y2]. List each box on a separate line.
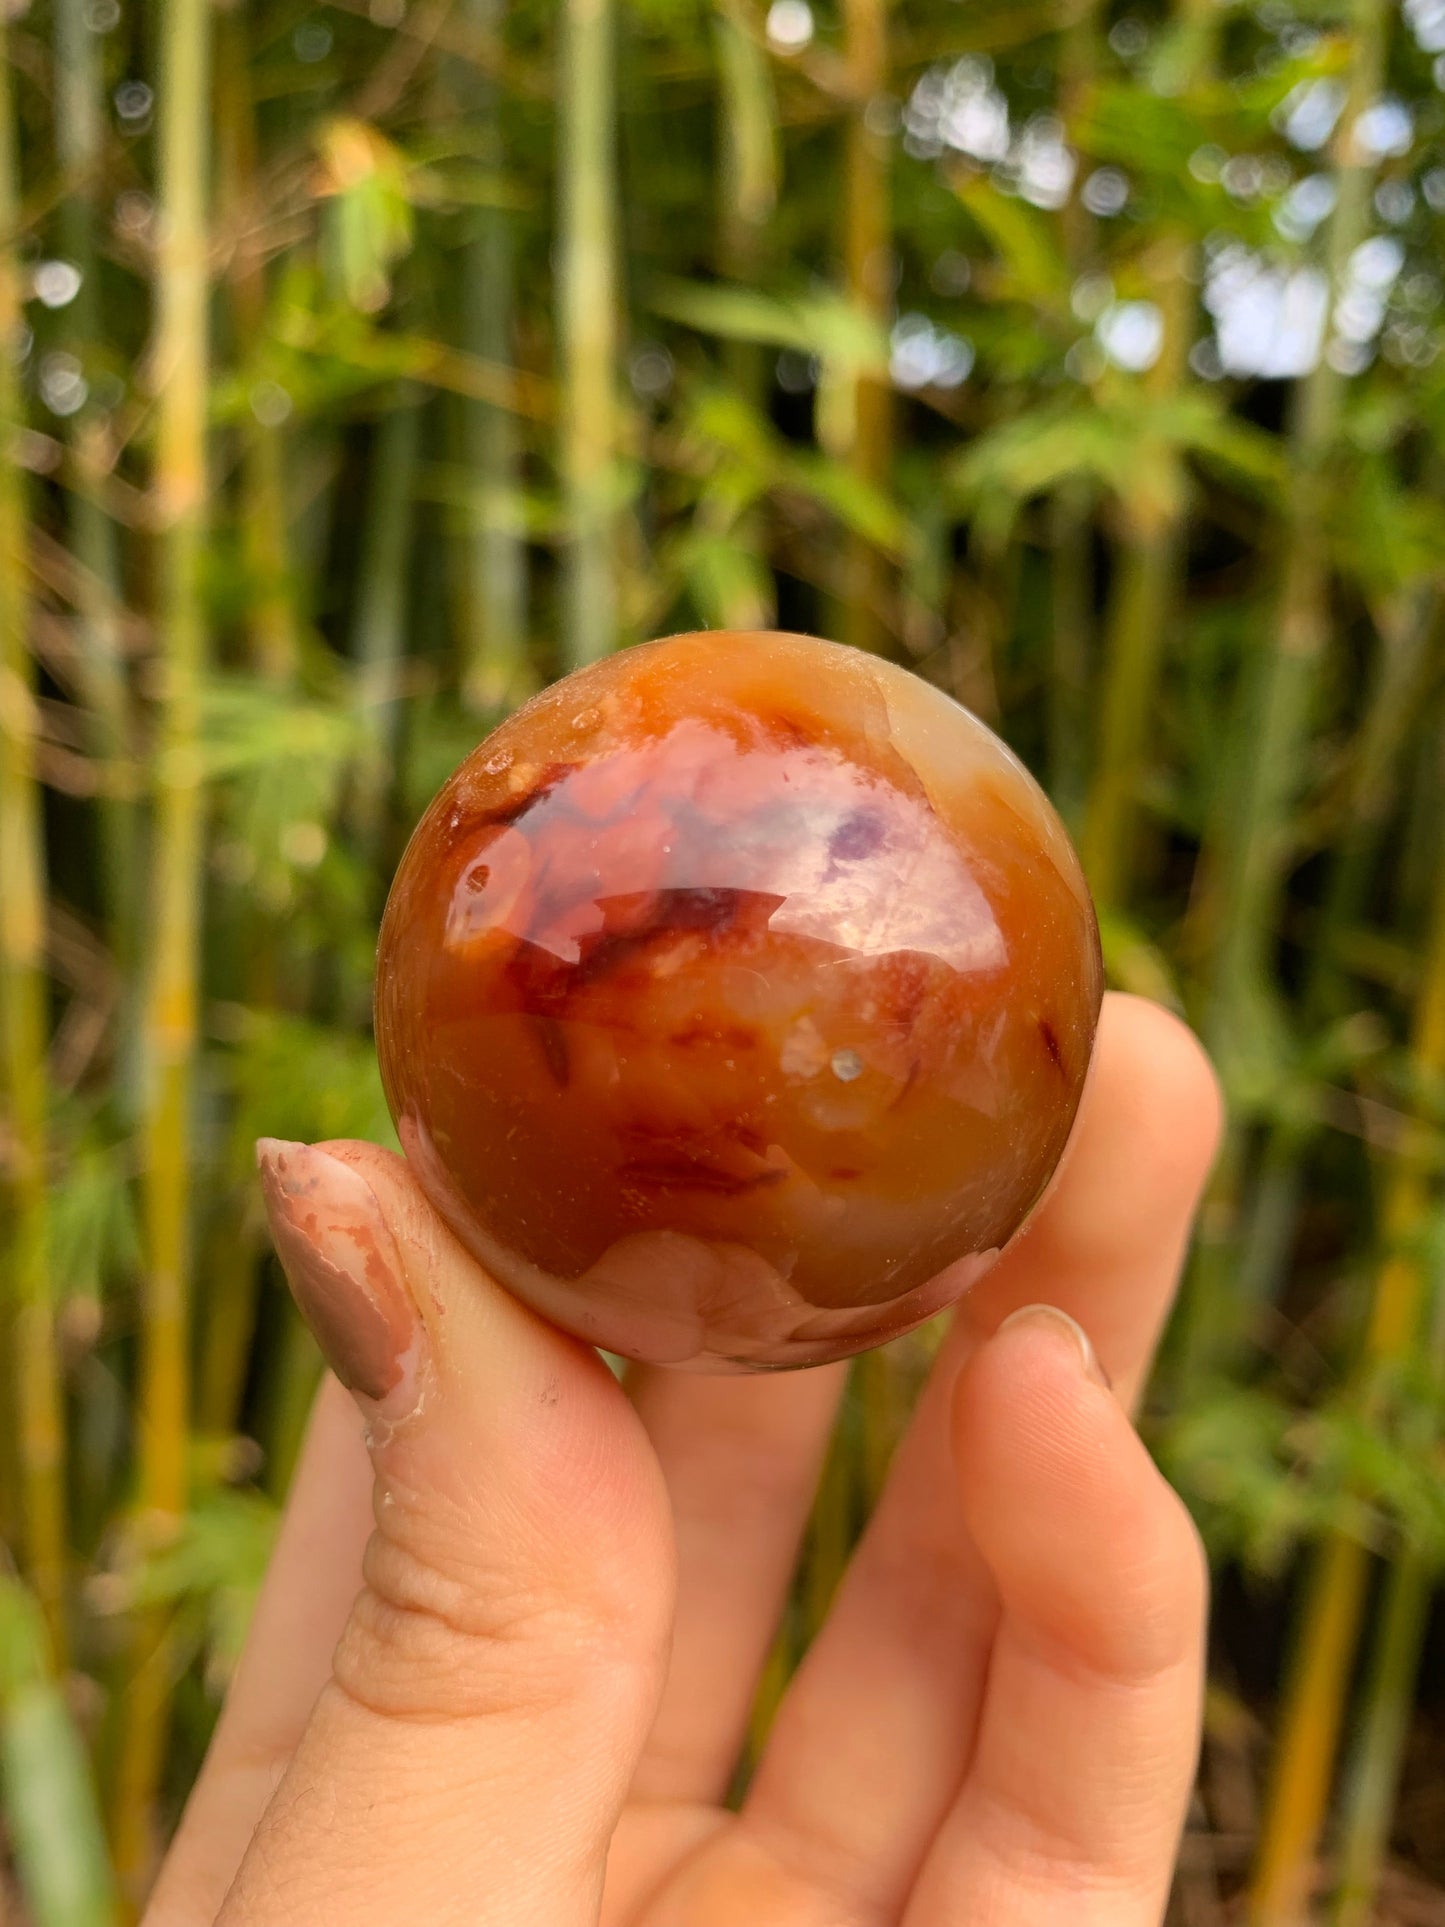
[1248, 852, 1445, 1925]
[110, 0, 213, 1889]
[1237, 583, 1438, 1314]
[191, 24, 301, 1442]
[217, 9, 300, 690]
[1248, 751, 1441, 1927]
[261, 1308, 324, 1503]
[1204, 0, 1388, 1070]
[803, 1368, 856, 1640]
[1047, 485, 1092, 827]
[857, 1342, 905, 1506]
[839, 0, 892, 655]
[1079, 0, 1216, 908]
[454, 0, 530, 714]
[1046, 0, 1102, 826]
[54, 0, 138, 982]
[0, 16, 67, 1660]
[558, 0, 618, 668]
[1181, 0, 1391, 1398]
[351, 388, 423, 860]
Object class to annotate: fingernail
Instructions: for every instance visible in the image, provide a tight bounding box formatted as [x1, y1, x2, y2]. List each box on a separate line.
[257, 1139, 423, 1412]
[996, 1304, 1112, 1391]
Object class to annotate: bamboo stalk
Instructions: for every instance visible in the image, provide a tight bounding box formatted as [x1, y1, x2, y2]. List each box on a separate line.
[222, 12, 301, 694]
[191, 22, 300, 1443]
[1046, 0, 1101, 825]
[1204, 0, 1387, 1066]
[1079, 0, 1215, 907]
[226, 46, 302, 701]
[454, 0, 530, 714]
[351, 387, 423, 861]
[839, 0, 891, 655]
[1331, 1548, 1434, 1926]
[0, 14, 67, 1660]
[711, 0, 777, 629]
[803, 1366, 856, 1640]
[1181, 0, 1389, 1397]
[1237, 583, 1438, 1314]
[110, 0, 213, 1889]
[54, 0, 138, 985]
[558, 0, 618, 668]
[1249, 650, 1435, 1927]
[1249, 838, 1445, 1925]
[1327, 741, 1445, 1927]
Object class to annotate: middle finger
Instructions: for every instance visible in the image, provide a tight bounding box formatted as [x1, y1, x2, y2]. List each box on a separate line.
[730, 996, 1220, 1917]
[623, 1361, 847, 1806]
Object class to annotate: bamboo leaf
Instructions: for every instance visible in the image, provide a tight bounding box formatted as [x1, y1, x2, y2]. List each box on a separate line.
[650, 280, 890, 377]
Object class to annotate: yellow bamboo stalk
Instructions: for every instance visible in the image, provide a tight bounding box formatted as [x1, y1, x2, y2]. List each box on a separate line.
[840, 0, 891, 655]
[1047, 0, 1102, 824]
[109, 0, 213, 1891]
[219, 11, 297, 688]
[55, 0, 138, 984]
[711, 0, 777, 629]
[456, 0, 530, 713]
[558, 0, 618, 668]
[0, 12, 67, 1660]
[1248, 760, 1445, 1925]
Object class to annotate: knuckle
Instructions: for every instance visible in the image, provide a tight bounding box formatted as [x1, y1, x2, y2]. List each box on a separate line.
[328, 1512, 659, 1726]
[1108, 1489, 1210, 1683]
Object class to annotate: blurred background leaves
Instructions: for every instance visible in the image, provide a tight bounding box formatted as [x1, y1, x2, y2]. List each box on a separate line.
[0, 0, 1444, 1919]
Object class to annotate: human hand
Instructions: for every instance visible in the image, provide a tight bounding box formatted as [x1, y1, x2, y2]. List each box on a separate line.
[144, 992, 1221, 1927]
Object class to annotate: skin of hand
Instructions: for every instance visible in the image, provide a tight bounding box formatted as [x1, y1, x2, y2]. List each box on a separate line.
[142, 993, 1221, 1927]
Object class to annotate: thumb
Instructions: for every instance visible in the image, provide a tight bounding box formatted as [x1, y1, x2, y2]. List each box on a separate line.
[221, 1139, 676, 1927]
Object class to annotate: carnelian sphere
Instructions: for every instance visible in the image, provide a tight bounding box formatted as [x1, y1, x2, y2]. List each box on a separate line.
[375, 631, 1103, 1371]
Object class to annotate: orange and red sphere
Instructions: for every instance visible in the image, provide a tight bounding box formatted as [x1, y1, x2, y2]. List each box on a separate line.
[375, 631, 1102, 1370]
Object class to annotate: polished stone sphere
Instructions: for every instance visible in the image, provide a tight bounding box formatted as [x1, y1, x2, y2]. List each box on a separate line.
[375, 631, 1102, 1370]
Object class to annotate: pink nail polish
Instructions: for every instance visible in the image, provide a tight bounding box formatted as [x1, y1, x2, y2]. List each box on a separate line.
[256, 1139, 421, 1408]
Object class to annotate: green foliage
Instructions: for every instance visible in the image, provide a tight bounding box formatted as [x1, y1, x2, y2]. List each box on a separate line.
[0, 1581, 118, 1926]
